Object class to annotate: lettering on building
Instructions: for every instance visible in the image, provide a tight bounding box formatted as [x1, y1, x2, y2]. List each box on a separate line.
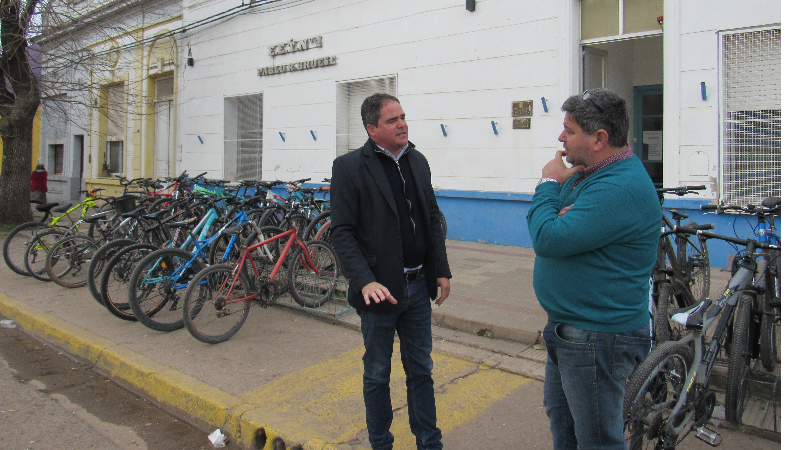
[269, 36, 323, 57]
[257, 56, 337, 76]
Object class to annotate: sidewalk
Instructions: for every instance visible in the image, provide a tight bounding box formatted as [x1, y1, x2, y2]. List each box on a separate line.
[0, 226, 781, 449]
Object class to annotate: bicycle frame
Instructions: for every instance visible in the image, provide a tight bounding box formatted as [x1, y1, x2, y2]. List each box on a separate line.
[648, 237, 776, 442]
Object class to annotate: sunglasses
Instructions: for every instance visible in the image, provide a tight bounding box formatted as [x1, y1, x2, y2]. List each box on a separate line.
[582, 90, 604, 113]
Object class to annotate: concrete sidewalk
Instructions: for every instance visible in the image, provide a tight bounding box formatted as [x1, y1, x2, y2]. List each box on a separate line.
[0, 229, 781, 449]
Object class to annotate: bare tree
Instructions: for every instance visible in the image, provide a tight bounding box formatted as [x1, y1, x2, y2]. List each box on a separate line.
[0, 0, 42, 225]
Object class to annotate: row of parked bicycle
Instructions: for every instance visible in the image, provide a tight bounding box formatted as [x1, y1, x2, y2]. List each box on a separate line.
[2, 172, 343, 345]
[628, 185, 780, 448]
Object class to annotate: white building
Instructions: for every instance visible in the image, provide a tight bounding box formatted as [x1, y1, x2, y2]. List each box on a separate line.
[39, 0, 781, 267]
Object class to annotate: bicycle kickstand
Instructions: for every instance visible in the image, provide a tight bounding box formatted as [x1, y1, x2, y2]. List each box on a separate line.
[695, 425, 722, 447]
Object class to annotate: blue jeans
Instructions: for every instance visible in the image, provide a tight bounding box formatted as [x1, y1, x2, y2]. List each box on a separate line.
[543, 320, 651, 450]
[357, 273, 442, 450]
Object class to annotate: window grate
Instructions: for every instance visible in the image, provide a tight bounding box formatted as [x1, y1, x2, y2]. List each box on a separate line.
[335, 77, 396, 157]
[224, 94, 263, 180]
[721, 28, 781, 207]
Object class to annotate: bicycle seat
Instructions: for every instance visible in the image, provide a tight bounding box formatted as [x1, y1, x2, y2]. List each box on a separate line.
[120, 206, 147, 218]
[35, 202, 60, 212]
[141, 208, 174, 220]
[221, 225, 244, 236]
[669, 210, 690, 221]
[762, 197, 780, 208]
[52, 203, 73, 213]
[670, 300, 708, 330]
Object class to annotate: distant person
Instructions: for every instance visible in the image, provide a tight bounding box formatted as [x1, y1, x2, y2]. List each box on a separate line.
[330, 93, 451, 450]
[30, 164, 48, 204]
[527, 88, 661, 450]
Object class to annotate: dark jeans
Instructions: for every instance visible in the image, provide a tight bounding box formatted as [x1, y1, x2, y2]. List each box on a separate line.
[543, 320, 651, 450]
[357, 273, 442, 450]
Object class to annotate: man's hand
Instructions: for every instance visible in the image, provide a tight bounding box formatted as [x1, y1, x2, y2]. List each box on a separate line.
[558, 205, 573, 217]
[362, 282, 397, 305]
[435, 278, 450, 306]
[542, 150, 584, 184]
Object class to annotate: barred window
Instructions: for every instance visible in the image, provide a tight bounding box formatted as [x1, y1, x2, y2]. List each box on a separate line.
[721, 28, 781, 206]
[335, 76, 396, 157]
[224, 93, 263, 180]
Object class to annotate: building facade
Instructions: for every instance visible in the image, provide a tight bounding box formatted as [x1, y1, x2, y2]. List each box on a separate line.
[38, 0, 781, 267]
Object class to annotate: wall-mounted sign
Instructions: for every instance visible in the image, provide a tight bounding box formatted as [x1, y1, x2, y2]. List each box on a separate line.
[269, 36, 323, 57]
[512, 100, 533, 117]
[257, 56, 337, 76]
[513, 118, 531, 129]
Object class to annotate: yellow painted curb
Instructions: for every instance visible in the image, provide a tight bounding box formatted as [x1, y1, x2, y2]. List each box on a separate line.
[0, 292, 285, 449]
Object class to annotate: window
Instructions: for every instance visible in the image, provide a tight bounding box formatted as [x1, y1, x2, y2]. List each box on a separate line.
[107, 141, 123, 174]
[50, 144, 64, 175]
[336, 76, 396, 157]
[581, 0, 663, 40]
[721, 28, 781, 206]
[224, 93, 263, 180]
[104, 83, 125, 175]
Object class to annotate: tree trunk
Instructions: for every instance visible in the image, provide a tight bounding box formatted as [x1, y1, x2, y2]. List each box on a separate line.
[0, 118, 35, 225]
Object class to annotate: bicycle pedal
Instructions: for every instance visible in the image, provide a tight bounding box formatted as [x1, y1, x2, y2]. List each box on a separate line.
[694, 425, 722, 447]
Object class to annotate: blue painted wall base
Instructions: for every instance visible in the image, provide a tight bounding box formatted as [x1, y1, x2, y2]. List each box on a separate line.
[434, 189, 780, 269]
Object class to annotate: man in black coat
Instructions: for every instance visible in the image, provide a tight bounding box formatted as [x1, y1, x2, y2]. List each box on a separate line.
[330, 93, 451, 450]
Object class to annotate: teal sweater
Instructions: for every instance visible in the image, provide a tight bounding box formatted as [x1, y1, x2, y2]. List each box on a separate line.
[527, 157, 661, 332]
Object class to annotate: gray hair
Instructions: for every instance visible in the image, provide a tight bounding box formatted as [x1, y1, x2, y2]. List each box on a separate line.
[361, 93, 400, 131]
[561, 88, 629, 148]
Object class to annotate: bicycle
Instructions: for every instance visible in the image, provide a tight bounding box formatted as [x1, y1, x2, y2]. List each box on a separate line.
[182, 226, 339, 344]
[624, 230, 779, 449]
[700, 197, 781, 371]
[651, 186, 714, 344]
[3, 189, 109, 276]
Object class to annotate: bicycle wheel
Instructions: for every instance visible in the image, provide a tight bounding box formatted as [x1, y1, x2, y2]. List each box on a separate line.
[288, 240, 340, 308]
[654, 281, 695, 344]
[439, 210, 447, 241]
[676, 226, 710, 301]
[3, 221, 49, 276]
[88, 239, 137, 305]
[624, 341, 694, 450]
[725, 293, 754, 424]
[206, 223, 257, 265]
[183, 264, 252, 344]
[99, 243, 158, 321]
[46, 233, 98, 288]
[302, 210, 330, 242]
[24, 229, 68, 282]
[128, 248, 205, 332]
[759, 258, 780, 371]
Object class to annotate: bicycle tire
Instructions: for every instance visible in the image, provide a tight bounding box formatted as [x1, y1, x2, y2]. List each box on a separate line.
[206, 222, 257, 265]
[654, 280, 695, 344]
[128, 248, 205, 332]
[759, 262, 779, 371]
[3, 221, 49, 276]
[183, 264, 252, 344]
[288, 240, 340, 308]
[302, 210, 330, 242]
[624, 341, 694, 450]
[88, 239, 137, 305]
[439, 210, 447, 241]
[725, 293, 754, 424]
[257, 205, 286, 228]
[99, 243, 158, 321]
[46, 233, 98, 288]
[676, 225, 710, 301]
[24, 229, 68, 282]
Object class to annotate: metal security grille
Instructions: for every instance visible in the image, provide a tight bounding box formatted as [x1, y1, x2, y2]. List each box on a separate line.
[335, 76, 396, 157]
[721, 28, 781, 206]
[224, 94, 263, 180]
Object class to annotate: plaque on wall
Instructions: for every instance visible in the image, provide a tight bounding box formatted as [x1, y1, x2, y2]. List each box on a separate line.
[512, 100, 533, 117]
[513, 118, 531, 129]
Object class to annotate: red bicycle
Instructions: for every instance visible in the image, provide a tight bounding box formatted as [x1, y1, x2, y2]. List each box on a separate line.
[181, 226, 340, 344]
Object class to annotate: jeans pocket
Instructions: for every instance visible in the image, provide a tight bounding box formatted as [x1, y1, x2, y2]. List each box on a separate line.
[612, 334, 652, 379]
[554, 323, 595, 369]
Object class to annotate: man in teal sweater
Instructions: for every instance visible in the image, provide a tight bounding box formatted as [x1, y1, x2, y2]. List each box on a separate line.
[527, 88, 661, 450]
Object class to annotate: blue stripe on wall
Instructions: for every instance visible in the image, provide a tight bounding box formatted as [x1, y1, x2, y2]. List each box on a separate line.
[434, 189, 780, 269]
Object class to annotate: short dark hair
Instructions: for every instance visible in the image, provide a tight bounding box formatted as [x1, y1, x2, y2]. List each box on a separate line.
[361, 93, 400, 130]
[561, 88, 629, 148]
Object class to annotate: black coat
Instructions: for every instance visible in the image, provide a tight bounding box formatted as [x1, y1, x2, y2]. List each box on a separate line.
[330, 139, 451, 313]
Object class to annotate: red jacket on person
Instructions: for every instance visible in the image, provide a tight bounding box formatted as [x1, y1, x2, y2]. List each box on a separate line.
[30, 170, 48, 192]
